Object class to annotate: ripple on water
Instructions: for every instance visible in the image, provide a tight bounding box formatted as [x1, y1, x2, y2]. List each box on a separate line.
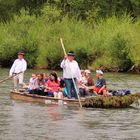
[0, 70, 140, 140]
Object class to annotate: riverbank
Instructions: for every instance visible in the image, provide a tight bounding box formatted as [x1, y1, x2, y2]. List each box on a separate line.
[0, 11, 140, 72]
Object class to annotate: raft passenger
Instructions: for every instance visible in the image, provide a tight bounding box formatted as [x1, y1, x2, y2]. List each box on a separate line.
[43, 73, 49, 83]
[79, 70, 87, 97]
[45, 72, 63, 98]
[85, 70, 95, 96]
[29, 73, 45, 95]
[28, 73, 38, 92]
[93, 70, 108, 96]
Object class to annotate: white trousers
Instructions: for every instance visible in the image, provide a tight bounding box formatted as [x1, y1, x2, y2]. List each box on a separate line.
[13, 73, 25, 90]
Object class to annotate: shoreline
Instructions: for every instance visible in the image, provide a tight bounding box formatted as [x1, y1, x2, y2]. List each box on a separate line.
[1, 67, 140, 74]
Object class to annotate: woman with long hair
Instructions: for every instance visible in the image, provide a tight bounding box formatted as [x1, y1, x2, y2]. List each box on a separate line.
[46, 72, 63, 98]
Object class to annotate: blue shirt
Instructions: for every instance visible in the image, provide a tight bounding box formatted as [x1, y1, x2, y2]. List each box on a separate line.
[96, 78, 106, 88]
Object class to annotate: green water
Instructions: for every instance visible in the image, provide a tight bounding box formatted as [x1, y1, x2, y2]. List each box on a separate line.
[0, 68, 140, 140]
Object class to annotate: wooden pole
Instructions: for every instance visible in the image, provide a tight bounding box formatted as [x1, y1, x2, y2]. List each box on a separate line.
[60, 38, 67, 56]
[0, 72, 22, 84]
[60, 38, 82, 108]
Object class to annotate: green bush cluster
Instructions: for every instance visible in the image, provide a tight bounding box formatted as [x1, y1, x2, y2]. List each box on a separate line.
[0, 9, 140, 72]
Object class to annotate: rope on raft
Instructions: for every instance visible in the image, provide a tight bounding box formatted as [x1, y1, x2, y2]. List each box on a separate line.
[83, 95, 139, 108]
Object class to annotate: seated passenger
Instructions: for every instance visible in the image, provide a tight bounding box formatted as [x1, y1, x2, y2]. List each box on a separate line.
[93, 70, 108, 96]
[86, 76, 95, 96]
[79, 69, 94, 96]
[37, 73, 45, 88]
[28, 73, 38, 92]
[46, 72, 63, 98]
[28, 73, 45, 96]
[84, 69, 91, 84]
[81, 70, 87, 85]
[43, 73, 49, 83]
[79, 70, 87, 97]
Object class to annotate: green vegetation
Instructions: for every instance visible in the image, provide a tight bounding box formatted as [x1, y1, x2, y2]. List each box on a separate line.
[0, 1, 140, 72]
[84, 95, 139, 108]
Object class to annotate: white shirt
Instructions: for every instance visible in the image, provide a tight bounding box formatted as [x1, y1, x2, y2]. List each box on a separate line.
[28, 78, 39, 90]
[60, 59, 82, 80]
[9, 59, 27, 76]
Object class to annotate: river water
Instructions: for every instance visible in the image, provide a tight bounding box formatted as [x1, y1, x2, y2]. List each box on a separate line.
[0, 69, 140, 140]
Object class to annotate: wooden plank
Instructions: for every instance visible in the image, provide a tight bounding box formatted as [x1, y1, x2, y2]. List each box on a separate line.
[10, 91, 85, 107]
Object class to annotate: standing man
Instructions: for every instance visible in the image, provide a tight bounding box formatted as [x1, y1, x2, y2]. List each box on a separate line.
[60, 51, 82, 99]
[9, 51, 27, 91]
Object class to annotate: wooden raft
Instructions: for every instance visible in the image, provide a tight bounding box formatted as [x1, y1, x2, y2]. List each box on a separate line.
[10, 91, 139, 108]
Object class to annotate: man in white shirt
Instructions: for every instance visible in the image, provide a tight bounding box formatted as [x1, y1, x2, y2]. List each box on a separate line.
[9, 51, 27, 90]
[60, 51, 82, 98]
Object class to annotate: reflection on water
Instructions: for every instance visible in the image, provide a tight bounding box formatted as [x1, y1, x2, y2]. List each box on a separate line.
[0, 69, 140, 140]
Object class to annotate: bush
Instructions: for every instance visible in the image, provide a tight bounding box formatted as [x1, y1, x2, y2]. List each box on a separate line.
[108, 33, 132, 71]
[0, 11, 140, 72]
[90, 15, 140, 72]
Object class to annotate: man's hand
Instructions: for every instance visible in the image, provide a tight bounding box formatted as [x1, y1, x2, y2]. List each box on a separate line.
[64, 55, 67, 60]
[9, 75, 13, 80]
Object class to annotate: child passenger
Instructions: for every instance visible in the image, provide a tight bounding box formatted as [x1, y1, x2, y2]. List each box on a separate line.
[28, 73, 38, 93]
[45, 72, 63, 98]
[43, 73, 49, 83]
[93, 70, 108, 96]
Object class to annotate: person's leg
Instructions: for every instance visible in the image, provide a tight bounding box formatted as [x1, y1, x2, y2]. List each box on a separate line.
[72, 78, 79, 99]
[13, 76, 19, 90]
[103, 90, 107, 96]
[19, 73, 26, 88]
[40, 90, 46, 96]
[48, 92, 54, 97]
[93, 87, 99, 96]
[54, 92, 58, 98]
[79, 88, 85, 97]
[37, 89, 42, 95]
[98, 87, 107, 96]
[34, 89, 38, 94]
[85, 90, 92, 96]
[64, 79, 72, 98]
[28, 89, 32, 94]
[58, 91, 63, 98]
[102, 88, 111, 96]
[64, 87, 68, 97]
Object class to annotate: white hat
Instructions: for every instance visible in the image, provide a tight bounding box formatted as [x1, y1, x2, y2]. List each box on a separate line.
[96, 70, 103, 75]
[85, 69, 91, 74]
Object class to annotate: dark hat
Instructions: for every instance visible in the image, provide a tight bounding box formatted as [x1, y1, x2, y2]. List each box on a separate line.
[67, 51, 75, 56]
[18, 51, 25, 56]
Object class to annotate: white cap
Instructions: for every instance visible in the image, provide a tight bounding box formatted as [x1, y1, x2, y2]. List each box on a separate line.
[96, 70, 103, 75]
[85, 69, 91, 74]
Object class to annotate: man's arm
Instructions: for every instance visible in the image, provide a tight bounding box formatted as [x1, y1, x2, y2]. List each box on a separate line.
[9, 60, 16, 76]
[60, 56, 67, 68]
[76, 63, 82, 81]
[22, 61, 27, 72]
